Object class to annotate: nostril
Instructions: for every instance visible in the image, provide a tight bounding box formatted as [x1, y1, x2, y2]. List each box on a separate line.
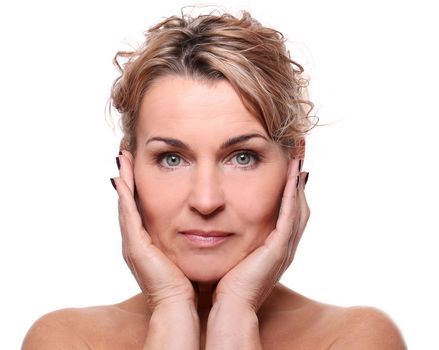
[190, 204, 225, 218]
[188, 191, 225, 217]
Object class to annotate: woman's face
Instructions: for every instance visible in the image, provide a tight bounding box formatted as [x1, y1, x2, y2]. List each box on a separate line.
[134, 75, 289, 283]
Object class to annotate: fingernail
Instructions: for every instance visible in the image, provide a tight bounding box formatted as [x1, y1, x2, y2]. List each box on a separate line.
[116, 156, 120, 170]
[305, 172, 310, 185]
[119, 150, 123, 155]
[110, 178, 117, 190]
[298, 159, 303, 172]
[296, 175, 300, 189]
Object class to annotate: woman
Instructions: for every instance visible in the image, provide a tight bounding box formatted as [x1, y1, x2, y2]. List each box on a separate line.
[22, 10, 406, 349]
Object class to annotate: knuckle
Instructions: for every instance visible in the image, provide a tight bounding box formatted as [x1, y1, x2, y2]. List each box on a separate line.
[121, 247, 131, 265]
[124, 249, 139, 264]
[122, 244, 141, 266]
[304, 206, 311, 220]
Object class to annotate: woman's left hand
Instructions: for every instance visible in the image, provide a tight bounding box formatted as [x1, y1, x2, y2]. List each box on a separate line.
[213, 159, 310, 312]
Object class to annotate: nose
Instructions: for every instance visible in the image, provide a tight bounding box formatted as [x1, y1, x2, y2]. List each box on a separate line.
[187, 163, 225, 216]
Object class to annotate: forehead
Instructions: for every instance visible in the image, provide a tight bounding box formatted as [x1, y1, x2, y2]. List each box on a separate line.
[137, 75, 267, 137]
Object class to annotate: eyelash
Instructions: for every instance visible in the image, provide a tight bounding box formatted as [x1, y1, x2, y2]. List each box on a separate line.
[153, 150, 262, 171]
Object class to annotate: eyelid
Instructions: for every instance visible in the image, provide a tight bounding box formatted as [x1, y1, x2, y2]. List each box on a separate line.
[226, 149, 262, 168]
[154, 151, 190, 170]
[152, 148, 263, 170]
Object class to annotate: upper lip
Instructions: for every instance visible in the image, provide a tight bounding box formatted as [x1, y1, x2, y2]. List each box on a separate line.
[180, 230, 233, 237]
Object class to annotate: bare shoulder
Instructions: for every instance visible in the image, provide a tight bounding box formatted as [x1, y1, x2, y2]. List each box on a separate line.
[259, 285, 406, 350]
[329, 306, 407, 349]
[22, 298, 147, 350]
[22, 308, 93, 349]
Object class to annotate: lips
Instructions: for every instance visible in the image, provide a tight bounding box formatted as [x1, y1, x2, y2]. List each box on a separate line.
[179, 230, 233, 247]
[181, 230, 232, 237]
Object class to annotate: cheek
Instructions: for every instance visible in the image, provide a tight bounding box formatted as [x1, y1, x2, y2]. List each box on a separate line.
[226, 171, 286, 230]
[133, 167, 184, 234]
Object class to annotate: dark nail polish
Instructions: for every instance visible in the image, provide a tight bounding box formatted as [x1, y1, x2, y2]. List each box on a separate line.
[296, 175, 300, 189]
[110, 178, 117, 190]
[298, 159, 303, 172]
[116, 156, 120, 170]
[305, 172, 310, 185]
[119, 150, 123, 155]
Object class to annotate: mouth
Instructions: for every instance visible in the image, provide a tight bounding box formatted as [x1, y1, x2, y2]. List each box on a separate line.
[179, 230, 233, 247]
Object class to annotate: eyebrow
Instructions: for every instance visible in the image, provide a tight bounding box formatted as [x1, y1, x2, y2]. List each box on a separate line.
[145, 133, 269, 150]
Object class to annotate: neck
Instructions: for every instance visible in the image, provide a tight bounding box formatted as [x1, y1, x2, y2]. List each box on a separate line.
[192, 282, 217, 348]
[195, 282, 216, 314]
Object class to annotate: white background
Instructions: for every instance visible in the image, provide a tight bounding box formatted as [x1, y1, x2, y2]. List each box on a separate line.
[1, 0, 438, 348]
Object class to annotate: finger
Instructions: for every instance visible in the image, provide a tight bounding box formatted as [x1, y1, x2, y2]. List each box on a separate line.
[262, 158, 300, 271]
[271, 158, 301, 244]
[285, 172, 310, 268]
[296, 171, 310, 234]
[112, 176, 152, 247]
[119, 150, 135, 194]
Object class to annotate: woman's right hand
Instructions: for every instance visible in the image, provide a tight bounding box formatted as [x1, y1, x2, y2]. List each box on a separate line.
[111, 150, 196, 312]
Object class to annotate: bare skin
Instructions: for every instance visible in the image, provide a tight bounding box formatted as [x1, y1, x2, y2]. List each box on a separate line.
[22, 76, 406, 349]
[22, 285, 406, 349]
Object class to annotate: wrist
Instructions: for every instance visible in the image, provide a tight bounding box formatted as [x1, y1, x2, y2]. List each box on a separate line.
[207, 300, 259, 332]
[145, 302, 200, 349]
[151, 301, 199, 323]
[209, 298, 258, 324]
[206, 299, 261, 349]
[212, 294, 257, 314]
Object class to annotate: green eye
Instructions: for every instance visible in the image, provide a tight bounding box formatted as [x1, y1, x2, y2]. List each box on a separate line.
[165, 154, 181, 166]
[235, 152, 252, 165]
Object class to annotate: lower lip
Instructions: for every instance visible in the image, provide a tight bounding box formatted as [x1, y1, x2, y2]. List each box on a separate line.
[181, 233, 231, 247]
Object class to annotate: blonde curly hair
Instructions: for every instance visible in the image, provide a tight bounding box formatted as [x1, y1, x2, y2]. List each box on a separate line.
[109, 10, 315, 158]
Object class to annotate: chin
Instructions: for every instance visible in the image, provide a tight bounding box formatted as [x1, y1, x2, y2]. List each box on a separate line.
[186, 270, 224, 284]
[177, 257, 234, 284]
